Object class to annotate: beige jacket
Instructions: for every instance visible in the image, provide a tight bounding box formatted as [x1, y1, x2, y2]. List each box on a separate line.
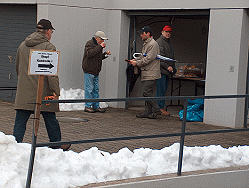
[136, 37, 161, 81]
[15, 32, 60, 112]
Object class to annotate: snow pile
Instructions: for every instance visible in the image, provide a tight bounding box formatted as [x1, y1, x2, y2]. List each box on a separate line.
[59, 88, 108, 111]
[0, 131, 249, 188]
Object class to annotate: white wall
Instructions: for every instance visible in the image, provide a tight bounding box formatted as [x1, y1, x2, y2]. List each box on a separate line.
[2, 0, 249, 9]
[204, 9, 249, 128]
[108, 0, 249, 9]
[38, 5, 108, 91]
[99, 10, 130, 108]
[37, 2, 130, 108]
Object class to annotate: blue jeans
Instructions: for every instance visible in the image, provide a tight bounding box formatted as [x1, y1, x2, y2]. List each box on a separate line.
[13, 109, 61, 143]
[156, 74, 169, 109]
[84, 73, 99, 109]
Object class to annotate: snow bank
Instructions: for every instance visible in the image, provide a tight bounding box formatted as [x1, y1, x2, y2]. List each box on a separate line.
[0, 132, 248, 188]
[59, 88, 108, 111]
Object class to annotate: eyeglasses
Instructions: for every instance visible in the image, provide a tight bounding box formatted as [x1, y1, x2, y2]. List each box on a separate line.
[51, 30, 54, 33]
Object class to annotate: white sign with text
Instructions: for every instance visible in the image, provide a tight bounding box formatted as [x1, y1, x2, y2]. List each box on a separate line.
[29, 50, 60, 76]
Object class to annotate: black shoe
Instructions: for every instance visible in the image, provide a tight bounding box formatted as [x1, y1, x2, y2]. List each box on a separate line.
[95, 108, 106, 113]
[156, 110, 162, 115]
[84, 107, 95, 113]
[148, 113, 157, 119]
[136, 113, 149, 118]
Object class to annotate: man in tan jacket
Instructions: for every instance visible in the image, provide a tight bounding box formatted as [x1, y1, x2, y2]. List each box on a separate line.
[13, 19, 70, 151]
[129, 26, 161, 119]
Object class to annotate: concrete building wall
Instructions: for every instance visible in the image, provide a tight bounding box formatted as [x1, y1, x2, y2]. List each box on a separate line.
[38, 4, 108, 89]
[108, 0, 249, 9]
[99, 10, 130, 108]
[36, 2, 131, 108]
[204, 9, 249, 128]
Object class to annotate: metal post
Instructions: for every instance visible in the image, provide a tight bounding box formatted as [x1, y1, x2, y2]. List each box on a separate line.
[25, 132, 37, 188]
[244, 95, 248, 128]
[177, 99, 188, 176]
[133, 16, 137, 57]
[244, 52, 249, 128]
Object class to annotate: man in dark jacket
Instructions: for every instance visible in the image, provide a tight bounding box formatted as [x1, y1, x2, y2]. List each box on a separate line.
[156, 25, 177, 116]
[82, 31, 111, 113]
[13, 19, 70, 151]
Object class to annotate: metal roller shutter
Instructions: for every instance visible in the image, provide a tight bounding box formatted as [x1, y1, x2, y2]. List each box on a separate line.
[0, 4, 37, 101]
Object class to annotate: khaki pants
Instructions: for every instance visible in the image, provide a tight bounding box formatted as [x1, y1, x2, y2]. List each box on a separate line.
[142, 80, 160, 115]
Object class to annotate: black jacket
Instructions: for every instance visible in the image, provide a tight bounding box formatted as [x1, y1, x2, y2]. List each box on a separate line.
[156, 35, 176, 78]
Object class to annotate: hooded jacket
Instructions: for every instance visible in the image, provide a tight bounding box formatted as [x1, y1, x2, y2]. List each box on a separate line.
[15, 31, 60, 112]
[135, 37, 161, 81]
[82, 37, 107, 76]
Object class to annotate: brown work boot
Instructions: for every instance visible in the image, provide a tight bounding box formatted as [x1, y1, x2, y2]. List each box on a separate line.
[60, 144, 71, 151]
[160, 109, 170, 116]
[84, 107, 95, 113]
[95, 108, 106, 113]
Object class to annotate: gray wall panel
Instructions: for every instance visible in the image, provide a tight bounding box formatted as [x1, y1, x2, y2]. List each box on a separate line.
[0, 4, 37, 101]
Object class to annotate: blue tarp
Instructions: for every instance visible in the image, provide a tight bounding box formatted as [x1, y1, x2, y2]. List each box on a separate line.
[179, 99, 204, 122]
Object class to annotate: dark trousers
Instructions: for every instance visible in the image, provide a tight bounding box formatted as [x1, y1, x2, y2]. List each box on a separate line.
[142, 80, 160, 114]
[156, 74, 169, 109]
[13, 109, 61, 143]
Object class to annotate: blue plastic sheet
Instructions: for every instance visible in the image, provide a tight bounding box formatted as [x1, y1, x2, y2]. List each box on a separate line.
[179, 99, 204, 122]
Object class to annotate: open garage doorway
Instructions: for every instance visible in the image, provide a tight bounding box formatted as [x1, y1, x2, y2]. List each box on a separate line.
[126, 9, 210, 109]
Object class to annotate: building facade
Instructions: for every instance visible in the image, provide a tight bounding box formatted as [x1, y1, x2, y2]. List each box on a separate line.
[1, 0, 249, 128]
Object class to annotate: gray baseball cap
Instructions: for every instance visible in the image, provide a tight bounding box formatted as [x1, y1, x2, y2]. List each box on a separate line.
[94, 31, 108, 40]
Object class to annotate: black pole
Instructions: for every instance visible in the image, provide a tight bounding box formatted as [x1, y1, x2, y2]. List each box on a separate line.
[244, 52, 249, 128]
[125, 15, 134, 107]
[244, 96, 248, 128]
[26, 131, 37, 188]
[177, 99, 188, 176]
